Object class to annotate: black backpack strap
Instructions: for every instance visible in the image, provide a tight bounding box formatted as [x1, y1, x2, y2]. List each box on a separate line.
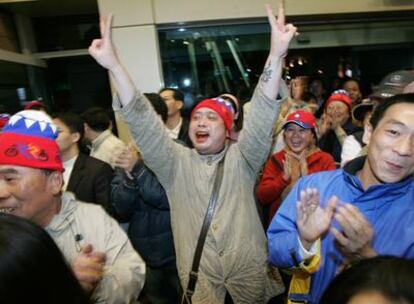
[182, 157, 225, 303]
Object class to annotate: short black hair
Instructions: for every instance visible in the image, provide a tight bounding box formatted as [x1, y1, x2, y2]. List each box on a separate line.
[144, 93, 168, 123]
[0, 214, 91, 304]
[159, 87, 184, 102]
[370, 93, 414, 129]
[52, 112, 84, 140]
[81, 107, 112, 132]
[320, 256, 414, 304]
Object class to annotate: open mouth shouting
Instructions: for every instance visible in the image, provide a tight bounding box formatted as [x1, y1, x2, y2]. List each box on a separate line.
[195, 131, 210, 143]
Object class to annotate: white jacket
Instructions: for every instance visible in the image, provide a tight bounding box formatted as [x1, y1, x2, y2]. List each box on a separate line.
[46, 192, 145, 304]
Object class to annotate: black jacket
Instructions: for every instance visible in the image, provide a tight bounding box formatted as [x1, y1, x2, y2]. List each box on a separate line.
[67, 153, 114, 211]
[111, 162, 176, 268]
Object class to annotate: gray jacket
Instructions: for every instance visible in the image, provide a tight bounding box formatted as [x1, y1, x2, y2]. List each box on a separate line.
[114, 87, 284, 303]
[46, 192, 146, 304]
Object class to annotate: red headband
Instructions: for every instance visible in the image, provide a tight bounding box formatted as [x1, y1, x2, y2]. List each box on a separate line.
[191, 98, 234, 131]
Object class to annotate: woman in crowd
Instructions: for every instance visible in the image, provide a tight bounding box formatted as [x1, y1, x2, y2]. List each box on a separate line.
[256, 110, 336, 227]
[318, 89, 360, 165]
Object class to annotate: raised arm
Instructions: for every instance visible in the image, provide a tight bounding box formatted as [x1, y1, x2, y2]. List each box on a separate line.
[237, 1, 297, 172]
[89, 14, 135, 106]
[259, 1, 297, 100]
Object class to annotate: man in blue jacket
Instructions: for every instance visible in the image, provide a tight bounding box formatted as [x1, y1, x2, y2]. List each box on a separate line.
[268, 93, 414, 304]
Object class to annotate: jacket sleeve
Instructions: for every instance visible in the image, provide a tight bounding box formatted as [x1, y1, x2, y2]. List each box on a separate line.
[267, 177, 306, 269]
[110, 167, 139, 222]
[113, 91, 184, 189]
[136, 164, 170, 210]
[237, 86, 283, 175]
[256, 154, 289, 206]
[92, 210, 146, 304]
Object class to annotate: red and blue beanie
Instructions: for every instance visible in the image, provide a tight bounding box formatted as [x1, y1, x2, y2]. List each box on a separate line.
[325, 89, 353, 111]
[191, 97, 234, 132]
[0, 110, 63, 172]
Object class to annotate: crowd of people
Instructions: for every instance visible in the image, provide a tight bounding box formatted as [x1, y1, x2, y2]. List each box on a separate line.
[0, 1, 414, 303]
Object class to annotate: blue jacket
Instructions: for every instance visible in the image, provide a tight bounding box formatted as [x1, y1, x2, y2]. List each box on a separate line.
[111, 161, 176, 268]
[267, 157, 414, 304]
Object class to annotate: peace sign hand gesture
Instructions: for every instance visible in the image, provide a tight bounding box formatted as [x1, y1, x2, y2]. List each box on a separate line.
[266, 0, 298, 58]
[89, 14, 119, 70]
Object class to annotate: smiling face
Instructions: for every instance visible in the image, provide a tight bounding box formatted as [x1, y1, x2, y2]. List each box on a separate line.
[283, 123, 314, 154]
[362, 102, 414, 186]
[189, 108, 227, 155]
[0, 165, 62, 227]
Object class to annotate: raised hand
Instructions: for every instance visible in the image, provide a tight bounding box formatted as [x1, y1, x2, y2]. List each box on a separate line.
[331, 204, 376, 261]
[297, 189, 337, 250]
[89, 14, 119, 70]
[72, 244, 106, 293]
[266, 0, 297, 58]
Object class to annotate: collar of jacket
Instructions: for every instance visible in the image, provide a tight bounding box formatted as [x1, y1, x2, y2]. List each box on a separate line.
[91, 129, 112, 150]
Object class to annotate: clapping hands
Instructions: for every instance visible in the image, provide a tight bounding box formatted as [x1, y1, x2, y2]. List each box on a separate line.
[296, 188, 375, 260]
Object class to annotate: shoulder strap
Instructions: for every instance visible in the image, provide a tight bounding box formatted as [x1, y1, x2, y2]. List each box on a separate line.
[182, 157, 225, 303]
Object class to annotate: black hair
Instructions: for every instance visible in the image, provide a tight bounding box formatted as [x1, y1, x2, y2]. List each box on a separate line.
[320, 256, 414, 304]
[144, 93, 168, 123]
[159, 87, 185, 103]
[52, 112, 84, 140]
[81, 107, 112, 132]
[342, 78, 361, 89]
[0, 214, 91, 304]
[369, 93, 414, 129]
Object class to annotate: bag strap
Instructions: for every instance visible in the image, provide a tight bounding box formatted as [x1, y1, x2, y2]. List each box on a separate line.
[182, 157, 225, 303]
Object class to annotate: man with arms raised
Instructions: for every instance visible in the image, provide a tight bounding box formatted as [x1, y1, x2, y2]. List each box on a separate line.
[89, 1, 296, 303]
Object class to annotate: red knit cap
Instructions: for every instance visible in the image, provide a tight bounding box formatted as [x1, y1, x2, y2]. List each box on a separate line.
[0, 110, 63, 172]
[191, 97, 234, 131]
[325, 89, 353, 111]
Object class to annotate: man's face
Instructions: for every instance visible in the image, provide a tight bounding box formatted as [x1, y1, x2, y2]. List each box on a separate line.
[365, 102, 414, 184]
[53, 118, 79, 154]
[291, 77, 307, 100]
[0, 165, 61, 227]
[309, 80, 325, 99]
[344, 80, 361, 103]
[160, 90, 183, 117]
[326, 101, 350, 126]
[284, 123, 314, 154]
[189, 108, 227, 155]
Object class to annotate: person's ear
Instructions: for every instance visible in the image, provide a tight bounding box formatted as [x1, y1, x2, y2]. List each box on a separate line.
[362, 122, 373, 145]
[71, 132, 81, 144]
[48, 171, 64, 195]
[176, 100, 184, 110]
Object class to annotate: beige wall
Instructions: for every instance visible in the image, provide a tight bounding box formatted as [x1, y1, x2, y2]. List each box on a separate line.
[100, 0, 414, 25]
[97, 0, 414, 142]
